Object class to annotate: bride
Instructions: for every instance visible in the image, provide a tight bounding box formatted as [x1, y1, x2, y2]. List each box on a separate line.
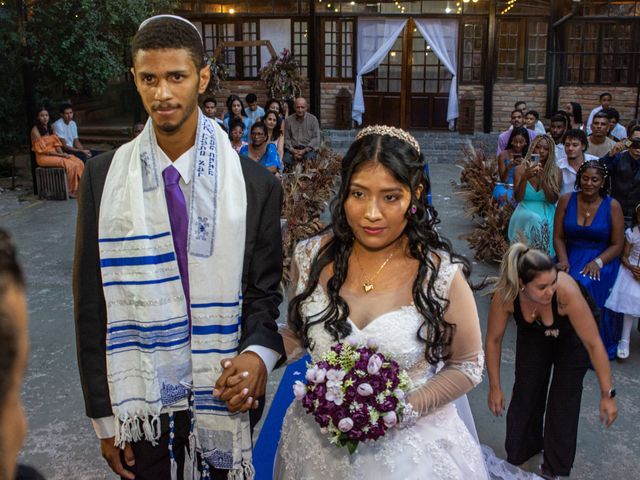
[275, 126, 491, 479]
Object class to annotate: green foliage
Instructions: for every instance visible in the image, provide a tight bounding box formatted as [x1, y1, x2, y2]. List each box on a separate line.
[0, 5, 26, 152]
[27, 0, 177, 97]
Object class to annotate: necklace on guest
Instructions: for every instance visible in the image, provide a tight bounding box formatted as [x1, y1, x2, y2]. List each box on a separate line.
[354, 247, 396, 293]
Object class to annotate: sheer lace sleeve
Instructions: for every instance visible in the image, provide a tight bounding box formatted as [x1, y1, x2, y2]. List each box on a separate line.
[279, 237, 323, 364]
[407, 265, 485, 416]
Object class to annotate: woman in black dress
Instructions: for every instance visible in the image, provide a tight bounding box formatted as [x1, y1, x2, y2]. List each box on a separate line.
[486, 243, 617, 478]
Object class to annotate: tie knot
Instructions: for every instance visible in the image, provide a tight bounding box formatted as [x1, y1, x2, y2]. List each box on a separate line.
[163, 165, 181, 186]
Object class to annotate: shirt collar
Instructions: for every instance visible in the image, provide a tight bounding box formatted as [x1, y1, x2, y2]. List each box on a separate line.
[156, 145, 195, 185]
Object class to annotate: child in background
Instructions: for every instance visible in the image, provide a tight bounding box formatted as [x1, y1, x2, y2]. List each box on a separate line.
[605, 202, 640, 359]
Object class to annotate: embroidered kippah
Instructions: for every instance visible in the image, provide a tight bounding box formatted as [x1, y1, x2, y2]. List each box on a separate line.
[355, 125, 421, 155]
[139, 14, 202, 40]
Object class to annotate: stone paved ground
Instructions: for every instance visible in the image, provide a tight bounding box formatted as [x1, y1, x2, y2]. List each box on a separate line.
[4, 163, 639, 479]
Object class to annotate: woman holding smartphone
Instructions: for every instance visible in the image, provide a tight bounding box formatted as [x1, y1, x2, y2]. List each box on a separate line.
[508, 134, 561, 256]
[492, 127, 531, 205]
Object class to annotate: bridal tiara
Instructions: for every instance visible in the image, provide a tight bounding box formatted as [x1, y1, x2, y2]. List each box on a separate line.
[355, 125, 421, 155]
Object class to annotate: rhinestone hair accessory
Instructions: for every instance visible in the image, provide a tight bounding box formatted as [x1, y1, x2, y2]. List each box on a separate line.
[139, 14, 202, 40]
[355, 125, 421, 155]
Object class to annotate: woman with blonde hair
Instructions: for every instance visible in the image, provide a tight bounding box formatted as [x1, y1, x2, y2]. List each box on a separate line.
[486, 243, 617, 478]
[508, 134, 561, 255]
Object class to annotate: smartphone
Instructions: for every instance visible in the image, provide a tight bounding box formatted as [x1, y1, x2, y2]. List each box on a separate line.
[530, 154, 540, 165]
[623, 139, 632, 149]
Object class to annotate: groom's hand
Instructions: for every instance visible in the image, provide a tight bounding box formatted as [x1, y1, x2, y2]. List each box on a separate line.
[213, 351, 267, 413]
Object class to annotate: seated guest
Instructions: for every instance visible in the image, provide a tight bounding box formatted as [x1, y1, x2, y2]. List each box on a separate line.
[263, 110, 284, 160]
[586, 92, 612, 134]
[554, 160, 625, 359]
[600, 125, 640, 225]
[52, 104, 99, 162]
[515, 100, 545, 133]
[244, 93, 265, 127]
[31, 107, 84, 198]
[0, 230, 45, 480]
[603, 108, 627, 141]
[132, 122, 145, 139]
[508, 134, 560, 256]
[549, 112, 569, 160]
[566, 101, 585, 131]
[283, 97, 321, 169]
[493, 127, 530, 205]
[557, 128, 599, 197]
[202, 97, 225, 129]
[239, 121, 282, 175]
[223, 94, 251, 141]
[525, 110, 546, 135]
[586, 112, 616, 159]
[265, 98, 284, 120]
[497, 109, 537, 156]
[228, 117, 248, 153]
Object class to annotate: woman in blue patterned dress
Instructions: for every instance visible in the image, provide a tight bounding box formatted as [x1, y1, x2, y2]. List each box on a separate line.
[492, 127, 530, 205]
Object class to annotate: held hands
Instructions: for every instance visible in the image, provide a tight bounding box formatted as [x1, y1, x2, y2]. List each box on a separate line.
[101, 438, 135, 479]
[599, 397, 618, 428]
[213, 351, 267, 413]
[580, 260, 601, 281]
[488, 386, 505, 417]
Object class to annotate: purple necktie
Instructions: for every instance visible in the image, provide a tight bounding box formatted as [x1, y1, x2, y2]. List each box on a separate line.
[162, 165, 190, 310]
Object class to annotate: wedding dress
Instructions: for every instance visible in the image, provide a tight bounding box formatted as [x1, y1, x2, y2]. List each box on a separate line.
[275, 236, 498, 479]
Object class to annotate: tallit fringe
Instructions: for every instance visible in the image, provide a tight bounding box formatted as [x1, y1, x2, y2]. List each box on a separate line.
[226, 460, 255, 480]
[114, 414, 161, 448]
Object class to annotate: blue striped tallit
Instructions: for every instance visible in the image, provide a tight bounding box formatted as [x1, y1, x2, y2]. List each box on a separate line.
[98, 111, 253, 479]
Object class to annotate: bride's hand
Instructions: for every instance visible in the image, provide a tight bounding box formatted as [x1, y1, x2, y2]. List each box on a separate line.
[488, 386, 505, 416]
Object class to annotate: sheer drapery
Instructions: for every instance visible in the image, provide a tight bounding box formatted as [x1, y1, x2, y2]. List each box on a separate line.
[352, 18, 407, 125]
[413, 19, 459, 129]
[260, 19, 291, 67]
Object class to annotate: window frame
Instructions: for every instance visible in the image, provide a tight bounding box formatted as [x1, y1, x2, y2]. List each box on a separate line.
[320, 17, 355, 82]
[291, 20, 309, 77]
[495, 16, 549, 82]
[202, 19, 261, 80]
[458, 18, 487, 85]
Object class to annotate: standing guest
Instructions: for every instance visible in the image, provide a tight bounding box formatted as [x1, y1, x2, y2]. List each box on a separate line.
[515, 100, 545, 134]
[263, 110, 284, 160]
[283, 97, 321, 169]
[566, 102, 584, 131]
[73, 16, 285, 480]
[486, 244, 617, 479]
[228, 117, 248, 153]
[202, 96, 226, 129]
[239, 121, 282, 174]
[524, 110, 546, 135]
[132, 122, 145, 139]
[586, 92, 612, 134]
[493, 127, 530, 205]
[605, 203, 640, 359]
[553, 160, 625, 359]
[223, 94, 251, 141]
[549, 113, 569, 160]
[52, 103, 98, 162]
[600, 125, 640, 225]
[508, 134, 560, 256]
[244, 93, 265, 127]
[587, 112, 616, 159]
[603, 108, 627, 141]
[30, 107, 84, 198]
[557, 128, 598, 197]
[265, 98, 284, 119]
[497, 110, 537, 156]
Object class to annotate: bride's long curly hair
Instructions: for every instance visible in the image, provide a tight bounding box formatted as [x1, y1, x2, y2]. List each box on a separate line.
[288, 133, 471, 365]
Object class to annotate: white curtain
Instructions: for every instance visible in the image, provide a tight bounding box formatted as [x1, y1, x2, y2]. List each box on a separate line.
[413, 19, 459, 130]
[260, 19, 291, 66]
[352, 18, 408, 125]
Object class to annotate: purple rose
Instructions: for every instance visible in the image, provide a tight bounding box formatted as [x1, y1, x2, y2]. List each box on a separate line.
[314, 383, 326, 398]
[352, 411, 369, 428]
[368, 377, 384, 393]
[357, 383, 374, 397]
[293, 381, 307, 401]
[338, 417, 354, 433]
[301, 394, 314, 411]
[368, 421, 386, 439]
[367, 354, 383, 375]
[345, 387, 357, 402]
[316, 414, 331, 428]
[380, 397, 398, 412]
[357, 349, 371, 363]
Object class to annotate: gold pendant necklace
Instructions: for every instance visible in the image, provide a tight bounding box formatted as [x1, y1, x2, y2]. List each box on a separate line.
[354, 247, 396, 293]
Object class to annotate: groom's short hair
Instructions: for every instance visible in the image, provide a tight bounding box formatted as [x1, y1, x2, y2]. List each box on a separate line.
[131, 17, 206, 69]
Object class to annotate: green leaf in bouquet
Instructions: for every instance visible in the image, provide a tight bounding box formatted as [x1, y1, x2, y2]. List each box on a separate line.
[345, 440, 359, 455]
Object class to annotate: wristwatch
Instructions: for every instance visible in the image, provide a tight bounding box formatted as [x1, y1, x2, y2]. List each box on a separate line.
[603, 388, 616, 399]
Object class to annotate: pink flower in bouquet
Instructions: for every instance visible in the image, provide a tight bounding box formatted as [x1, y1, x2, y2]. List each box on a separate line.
[326, 368, 345, 388]
[356, 383, 374, 397]
[306, 366, 327, 383]
[325, 386, 344, 406]
[383, 411, 398, 428]
[293, 380, 306, 400]
[367, 354, 383, 375]
[338, 417, 354, 433]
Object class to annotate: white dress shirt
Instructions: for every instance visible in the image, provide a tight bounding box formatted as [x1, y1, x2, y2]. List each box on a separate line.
[52, 118, 78, 148]
[556, 150, 600, 198]
[92, 143, 281, 439]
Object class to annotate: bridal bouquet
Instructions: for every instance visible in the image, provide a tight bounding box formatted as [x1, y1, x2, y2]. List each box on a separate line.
[293, 338, 411, 454]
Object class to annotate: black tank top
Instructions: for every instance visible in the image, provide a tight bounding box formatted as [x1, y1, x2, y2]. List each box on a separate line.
[513, 293, 572, 338]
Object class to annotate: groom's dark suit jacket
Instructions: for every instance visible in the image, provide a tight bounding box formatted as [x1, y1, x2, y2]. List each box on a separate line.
[74, 148, 285, 420]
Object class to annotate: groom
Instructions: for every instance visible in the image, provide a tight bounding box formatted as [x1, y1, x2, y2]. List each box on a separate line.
[73, 16, 284, 480]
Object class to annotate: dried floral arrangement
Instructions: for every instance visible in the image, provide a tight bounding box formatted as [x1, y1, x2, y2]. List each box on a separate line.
[281, 147, 342, 286]
[207, 58, 227, 93]
[259, 48, 303, 102]
[453, 144, 514, 263]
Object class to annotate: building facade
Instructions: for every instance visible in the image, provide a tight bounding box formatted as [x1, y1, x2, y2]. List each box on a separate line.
[177, 0, 640, 132]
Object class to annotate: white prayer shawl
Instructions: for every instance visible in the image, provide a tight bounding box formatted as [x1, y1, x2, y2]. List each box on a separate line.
[98, 111, 254, 479]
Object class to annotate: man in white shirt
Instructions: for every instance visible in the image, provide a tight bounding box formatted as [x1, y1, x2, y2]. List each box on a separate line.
[52, 104, 96, 162]
[604, 108, 627, 141]
[202, 96, 226, 130]
[558, 128, 598, 197]
[244, 93, 265, 127]
[585, 92, 612, 135]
